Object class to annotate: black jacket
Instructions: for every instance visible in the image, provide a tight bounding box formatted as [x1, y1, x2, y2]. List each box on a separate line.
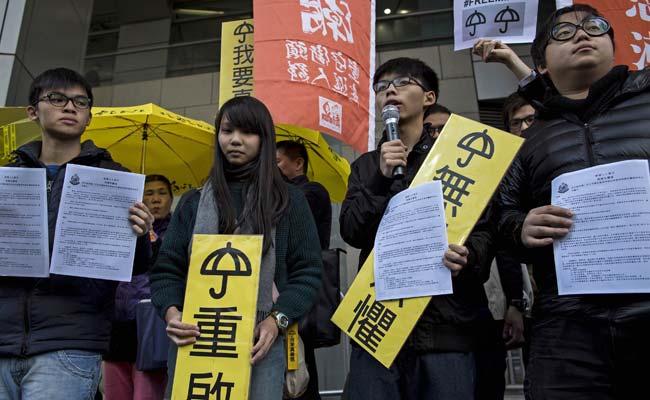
[291, 175, 332, 250]
[498, 66, 650, 319]
[340, 130, 495, 352]
[0, 140, 150, 357]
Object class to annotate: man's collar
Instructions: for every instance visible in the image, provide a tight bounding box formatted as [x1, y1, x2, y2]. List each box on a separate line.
[291, 174, 309, 184]
[377, 127, 433, 151]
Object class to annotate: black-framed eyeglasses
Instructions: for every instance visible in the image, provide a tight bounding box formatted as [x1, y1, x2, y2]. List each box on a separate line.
[37, 92, 92, 109]
[509, 114, 536, 130]
[424, 122, 445, 136]
[373, 76, 428, 93]
[550, 16, 610, 42]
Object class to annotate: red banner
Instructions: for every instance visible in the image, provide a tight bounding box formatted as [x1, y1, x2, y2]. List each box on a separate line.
[253, 0, 375, 152]
[581, 0, 650, 70]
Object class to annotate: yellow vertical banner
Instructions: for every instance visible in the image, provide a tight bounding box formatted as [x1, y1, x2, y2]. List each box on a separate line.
[219, 19, 254, 108]
[332, 114, 524, 368]
[172, 234, 263, 400]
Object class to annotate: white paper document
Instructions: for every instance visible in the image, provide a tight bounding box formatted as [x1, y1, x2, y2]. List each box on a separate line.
[0, 168, 49, 278]
[50, 164, 145, 281]
[374, 181, 451, 301]
[552, 160, 650, 295]
[454, 0, 539, 50]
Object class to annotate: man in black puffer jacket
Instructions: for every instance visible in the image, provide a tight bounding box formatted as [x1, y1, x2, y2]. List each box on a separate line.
[496, 4, 650, 399]
[0, 68, 153, 400]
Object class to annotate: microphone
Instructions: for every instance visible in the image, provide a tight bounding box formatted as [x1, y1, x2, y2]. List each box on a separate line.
[381, 105, 404, 179]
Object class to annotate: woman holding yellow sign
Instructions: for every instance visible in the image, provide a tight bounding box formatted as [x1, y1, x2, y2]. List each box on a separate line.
[150, 96, 323, 399]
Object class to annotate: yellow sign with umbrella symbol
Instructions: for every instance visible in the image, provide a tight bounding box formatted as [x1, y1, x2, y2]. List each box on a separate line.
[276, 124, 351, 203]
[1, 103, 215, 194]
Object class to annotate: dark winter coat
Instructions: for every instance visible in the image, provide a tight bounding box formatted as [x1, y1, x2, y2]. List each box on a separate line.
[497, 66, 650, 320]
[291, 175, 332, 250]
[0, 140, 150, 357]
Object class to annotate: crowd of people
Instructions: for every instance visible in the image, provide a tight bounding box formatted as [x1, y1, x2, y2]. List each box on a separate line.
[1, 3, 649, 400]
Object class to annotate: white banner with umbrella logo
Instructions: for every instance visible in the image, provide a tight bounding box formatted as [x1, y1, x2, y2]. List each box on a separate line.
[454, 0, 539, 50]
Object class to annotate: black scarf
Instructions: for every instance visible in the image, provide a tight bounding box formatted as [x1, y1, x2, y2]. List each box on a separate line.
[542, 65, 629, 121]
[223, 158, 259, 182]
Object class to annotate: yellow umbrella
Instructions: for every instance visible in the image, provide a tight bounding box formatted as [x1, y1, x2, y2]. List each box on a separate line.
[85, 103, 215, 194]
[0, 107, 41, 164]
[0, 107, 28, 125]
[2, 104, 215, 194]
[275, 124, 350, 203]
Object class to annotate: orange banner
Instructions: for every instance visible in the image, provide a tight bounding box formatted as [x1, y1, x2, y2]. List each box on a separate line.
[580, 0, 650, 70]
[253, 0, 376, 153]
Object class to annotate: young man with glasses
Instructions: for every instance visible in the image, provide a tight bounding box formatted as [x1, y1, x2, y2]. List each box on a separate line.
[494, 4, 650, 398]
[340, 57, 494, 399]
[0, 68, 153, 399]
[502, 92, 535, 136]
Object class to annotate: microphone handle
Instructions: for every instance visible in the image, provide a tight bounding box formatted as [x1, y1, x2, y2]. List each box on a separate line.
[392, 165, 405, 179]
[385, 119, 405, 179]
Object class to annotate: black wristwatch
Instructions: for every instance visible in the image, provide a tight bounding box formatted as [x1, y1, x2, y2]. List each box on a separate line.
[271, 311, 289, 330]
[509, 299, 529, 313]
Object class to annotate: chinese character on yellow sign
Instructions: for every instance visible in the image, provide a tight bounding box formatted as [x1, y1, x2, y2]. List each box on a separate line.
[219, 19, 254, 108]
[172, 234, 263, 400]
[332, 114, 524, 368]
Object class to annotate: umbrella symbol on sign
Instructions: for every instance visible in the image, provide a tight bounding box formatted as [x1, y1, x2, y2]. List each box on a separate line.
[465, 10, 486, 37]
[456, 129, 494, 167]
[494, 6, 520, 34]
[200, 242, 252, 299]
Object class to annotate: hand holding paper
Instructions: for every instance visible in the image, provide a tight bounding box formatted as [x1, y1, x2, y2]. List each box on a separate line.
[443, 244, 469, 277]
[521, 205, 574, 248]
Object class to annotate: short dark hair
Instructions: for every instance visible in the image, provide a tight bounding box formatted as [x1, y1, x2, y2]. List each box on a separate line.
[424, 103, 451, 118]
[373, 57, 440, 98]
[28, 68, 94, 108]
[502, 92, 532, 131]
[277, 140, 309, 174]
[531, 4, 614, 69]
[145, 174, 173, 197]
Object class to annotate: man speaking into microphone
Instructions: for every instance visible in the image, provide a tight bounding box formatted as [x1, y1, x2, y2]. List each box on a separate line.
[340, 57, 493, 399]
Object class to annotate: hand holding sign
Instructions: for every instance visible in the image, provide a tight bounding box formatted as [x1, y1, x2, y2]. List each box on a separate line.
[472, 38, 533, 80]
[251, 317, 279, 365]
[165, 306, 200, 346]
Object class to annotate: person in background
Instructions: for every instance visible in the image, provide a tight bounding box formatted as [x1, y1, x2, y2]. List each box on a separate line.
[103, 174, 173, 399]
[276, 140, 331, 400]
[277, 140, 331, 250]
[474, 92, 537, 400]
[502, 93, 536, 136]
[423, 103, 451, 139]
[144, 175, 175, 260]
[150, 96, 323, 400]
